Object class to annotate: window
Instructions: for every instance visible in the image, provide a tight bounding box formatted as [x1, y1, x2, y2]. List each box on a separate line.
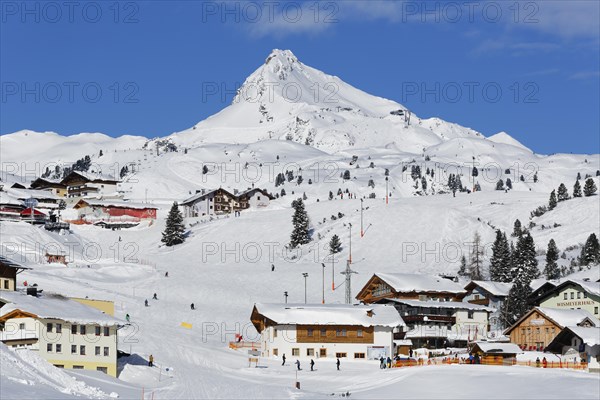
[307, 348, 314, 356]
[320, 328, 326, 337]
[72, 325, 77, 334]
[257, 196, 261, 200]
[273, 348, 278, 356]
[584, 293, 588, 298]
[307, 328, 314, 337]
[47, 323, 53, 332]
[19, 323, 25, 330]
[474, 294, 480, 300]
[577, 292, 581, 299]
[95, 326, 101, 336]
[71, 345, 77, 354]
[335, 353, 347, 358]
[56, 344, 62, 353]
[54, 365, 64, 368]
[56, 324, 62, 333]
[319, 349, 327, 357]
[95, 346, 101, 356]
[563, 293, 568, 300]
[3, 280, 8, 289]
[595, 307, 598, 315]
[357, 329, 363, 337]
[104, 347, 109, 357]
[292, 348, 300, 356]
[80, 345, 86, 355]
[73, 365, 84, 370]
[80, 325, 86, 335]
[570, 292, 574, 299]
[336, 328, 347, 337]
[96, 367, 108, 374]
[47, 343, 53, 352]
[273, 328, 277, 338]
[103, 327, 110, 336]
[467, 311, 474, 319]
[354, 353, 365, 359]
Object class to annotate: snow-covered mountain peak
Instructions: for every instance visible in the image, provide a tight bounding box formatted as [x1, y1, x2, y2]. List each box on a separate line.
[488, 131, 533, 153]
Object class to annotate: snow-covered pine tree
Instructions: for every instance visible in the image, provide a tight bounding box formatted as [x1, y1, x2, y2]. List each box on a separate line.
[329, 234, 342, 254]
[290, 198, 311, 248]
[161, 202, 185, 247]
[579, 233, 600, 266]
[583, 178, 597, 196]
[548, 190, 557, 210]
[514, 232, 539, 281]
[533, 173, 538, 183]
[544, 239, 560, 280]
[573, 180, 582, 197]
[343, 170, 351, 180]
[457, 255, 468, 277]
[468, 232, 484, 280]
[421, 177, 427, 191]
[557, 183, 569, 201]
[501, 268, 533, 327]
[512, 219, 523, 237]
[490, 230, 511, 282]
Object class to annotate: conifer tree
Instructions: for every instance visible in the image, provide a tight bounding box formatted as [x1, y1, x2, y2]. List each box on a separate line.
[161, 202, 185, 247]
[579, 233, 600, 266]
[496, 180, 504, 190]
[458, 255, 468, 277]
[490, 230, 511, 282]
[329, 234, 342, 254]
[548, 190, 557, 210]
[501, 269, 533, 327]
[557, 183, 569, 201]
[512, 219, 523, 237]
[290, 198, 311, 248]
[506, 178, 512, 190]
[544, 239, 560, 280]
[513, 232, 539, 281]
[583, 178, 597, 197]
[573, 180, 582, 197]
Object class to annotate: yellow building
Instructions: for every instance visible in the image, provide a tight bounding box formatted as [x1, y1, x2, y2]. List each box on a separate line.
[535, 280, 600, 319]
[0, 291, 121, 377]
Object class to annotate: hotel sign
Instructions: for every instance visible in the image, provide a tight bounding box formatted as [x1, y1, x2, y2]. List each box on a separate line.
[555, 300, 595, 307]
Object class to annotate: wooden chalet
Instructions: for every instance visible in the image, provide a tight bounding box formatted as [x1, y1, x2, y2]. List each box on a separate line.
[29, 178, 67, 197]
[504, 307, 598, 351]
[356, 273, 466, 304]
[470, 341, 522, 365]
[60, 171, 119, 199]
[0, 256, 31, 291]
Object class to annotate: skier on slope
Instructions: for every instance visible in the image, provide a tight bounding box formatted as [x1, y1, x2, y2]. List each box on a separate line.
[153, 293, 158, 300]
[125, 313, 130, 322]
[190, 303, 195, 310]
[144, 299, 149, 307]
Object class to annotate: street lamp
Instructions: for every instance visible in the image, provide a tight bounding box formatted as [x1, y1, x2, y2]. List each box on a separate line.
[321, 263, 326, 304]
[360, 199, 364, 237]
[302, 273, 309, 304]
[348, 223, 352, 264]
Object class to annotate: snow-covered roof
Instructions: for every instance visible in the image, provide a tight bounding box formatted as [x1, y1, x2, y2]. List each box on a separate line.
[61, 170, 118, 184]
[7, 188, 60, 201]
[530, 278, 554, 292]
[181, 189, 220, 205]
[559, 280, 600, 297]
[375, 273, 466, 294]
[75, 199, 157, 210]
[536, 307, 597, 329]
[466, 280, 513, 297]
[563, 326, 600, 346]
[0, 192, 22, 206]
[472, 341, 523, 354]
[0, 291, 121, 326]
[384, 298, 495, 312]
[252, 303, 404, 328]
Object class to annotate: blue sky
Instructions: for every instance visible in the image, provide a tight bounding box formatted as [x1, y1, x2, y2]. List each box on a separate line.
[1, 0, 598, 154]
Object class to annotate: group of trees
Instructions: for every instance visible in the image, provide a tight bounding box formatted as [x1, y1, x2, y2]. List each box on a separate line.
[550, 178, 597, 209]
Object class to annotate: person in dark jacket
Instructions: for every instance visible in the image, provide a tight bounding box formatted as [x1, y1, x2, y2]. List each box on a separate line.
[310, 359, 315, 371]
[336, 358, 340, 370]
[190, 303, 195, 310]
[295, 360, 301, 370]
[144, 299, 148, 307]
[282, 354, 286, 366]
[379, 357, 385, 369]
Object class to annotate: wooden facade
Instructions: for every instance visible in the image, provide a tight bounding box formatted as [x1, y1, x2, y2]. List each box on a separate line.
[0, 257, 30, 291]
[505, 308, 596, 351]
[356, 274, 464, 304]
[296, 325, 374, 344]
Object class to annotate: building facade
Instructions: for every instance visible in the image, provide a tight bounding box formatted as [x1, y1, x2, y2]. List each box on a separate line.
[250, 304, 404, 360]
[535, 280, 600, 318]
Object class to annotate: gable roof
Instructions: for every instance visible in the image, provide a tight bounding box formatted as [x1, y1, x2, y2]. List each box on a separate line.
[181, 188, 237, 206]
[74, 199, 158, 210]
[465, 280, 513, 297]
[0, 291, 121, 326]
[251, 303, 404, 332]
[60, 171, 119, 185]
[0, 256, 31, 271]
[30, 177, 66, 189]
[505, 307, 598, 335]
[472, 341, 523, 354]
[372, 273, 466, 295]
[237, 188, 274, 200]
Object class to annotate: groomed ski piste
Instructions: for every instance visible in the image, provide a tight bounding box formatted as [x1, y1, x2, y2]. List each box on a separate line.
[1, 50, 599, 399]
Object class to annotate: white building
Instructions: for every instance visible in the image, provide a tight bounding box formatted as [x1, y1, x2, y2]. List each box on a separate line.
[535, 279, 600, 318]
[250, 303, 404, 360]
[0, 291, 122, 377]
[383, 298, 494, 348]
